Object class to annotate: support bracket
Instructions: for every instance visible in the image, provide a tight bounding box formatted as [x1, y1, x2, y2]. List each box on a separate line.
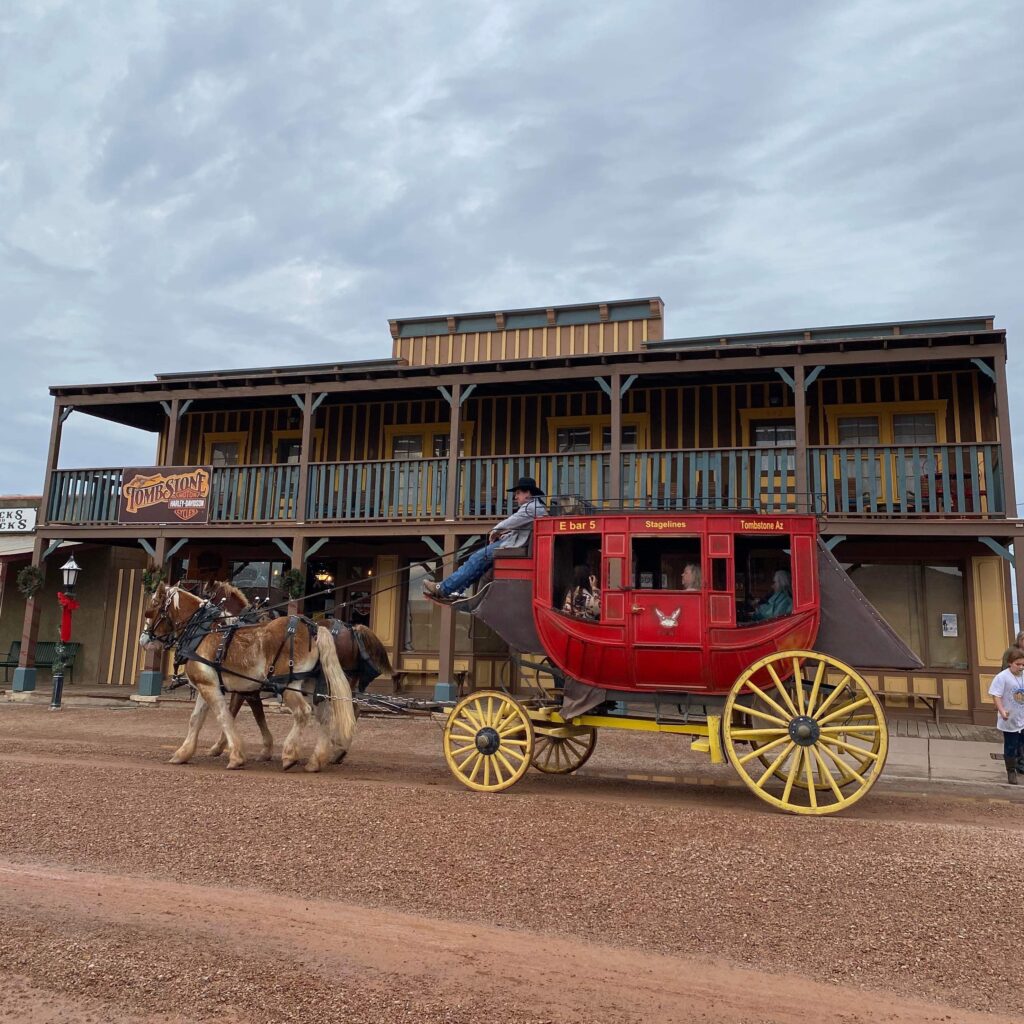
[137, 539, 156, 559]
[620, 373, 638, 397]
[593, 376, 613, 399]
[290, 394, 305, 411]
[980, 536, 1015, 566]
[824, 535, 846, 551]
[311, 392, 328, 414]
[305, 537, 330, 559]
[179, 400, 193, 416]
[421, 536, 445, 559]
[43, 539, 64, 560]
[165, 538, 188, 562]
[457, 536, 482, 557]
[774, 368, 797, 392]
[437, 384, 476, 407]
[59, 407, 74, 425]
[159, 401, 172, 417]
[971, 357, 996, 382]
[272, 537, 293, 560]
[804, 365, 825, 389]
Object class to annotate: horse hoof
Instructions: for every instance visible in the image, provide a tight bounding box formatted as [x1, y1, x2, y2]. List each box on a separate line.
[304, 761, 322, 773]
[333, 750, 347, 765]
[169, 753, 189, 765]
[226, 759, 245, 770]
[206, 745, 225, 757]
[258, 750, 273, 762]
[281, 758, 298, 771]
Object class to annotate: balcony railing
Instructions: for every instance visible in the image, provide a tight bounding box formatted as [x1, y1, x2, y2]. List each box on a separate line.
[43, 445, 1008, 526]
[48, 468, 123, 524]
[623, 448, 796, 511]
[308, 459, 448, 521]
[808, 444, 1004, 516]
[458, 454, 608, 519]
[209, 464, 299, 522]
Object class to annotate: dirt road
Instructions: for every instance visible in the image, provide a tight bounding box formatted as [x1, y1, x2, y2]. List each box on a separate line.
[1, 702, 1021, 1023]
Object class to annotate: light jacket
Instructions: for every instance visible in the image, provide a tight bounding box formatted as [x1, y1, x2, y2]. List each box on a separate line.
[753, 588, 793, 621]
[493, 497, 547, 548]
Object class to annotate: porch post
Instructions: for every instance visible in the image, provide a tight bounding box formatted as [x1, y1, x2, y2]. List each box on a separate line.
[136, 537, 169, 698]
[444, 383, 462, 521]
[296, 392, 313, 523]
[163, 398, 182, 464]
[39, 402, 67, 527]
[12, 536, 46, 693]
[609, 372, 622, 503]
[793, 365, 809, 513]
[434, 533, 459, 702]
[992, 354, 1023, 625]
[290, 534, 307, 616]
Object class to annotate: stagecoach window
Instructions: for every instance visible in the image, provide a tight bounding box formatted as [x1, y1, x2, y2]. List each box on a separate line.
[631, 538, 702, 591]
[711, 559, 728, 592]
[552, 534, 602, 612]
[734, 536, 791, 623]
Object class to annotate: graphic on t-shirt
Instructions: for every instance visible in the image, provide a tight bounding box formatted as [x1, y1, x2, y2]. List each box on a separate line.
[1013, 688, 1024, 705]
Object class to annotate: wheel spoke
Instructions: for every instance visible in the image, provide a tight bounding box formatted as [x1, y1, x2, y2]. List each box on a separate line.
[766, 663, 799, 717]
[823, 735, 880, 761]
[483, 756, 492, 788]
[741, 706, 790, 728]
[497, 713, 526, 736]
[781, 747, 802, 803]
[812, 745, 845, 801]
[494, 750, 519, 778]
[755, 741, 796, 789]
[730, 727, 788, 739]
[793, 658, 805, 714]
[805, 660, 826, 715]
[499, 743, 527, 766]
[817, 697, 871, 726]
[461, 703, 485, 730]
[464, 751, 483, 782]
[450, 719, 478, 737]
[818, 725, 879, 735]
[803, 748, 817, 808]
[810, 674, 851, 721]
[819, 743, 866, 785]
[738, 734, 789, 766]
[743, 685, 793, 723]
[449, 742, 478, 758]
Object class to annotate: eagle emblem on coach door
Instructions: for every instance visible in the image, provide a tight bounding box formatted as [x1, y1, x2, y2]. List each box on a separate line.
[654, 607, 680, 629]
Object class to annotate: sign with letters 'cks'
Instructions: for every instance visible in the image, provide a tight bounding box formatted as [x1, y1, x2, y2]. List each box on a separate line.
[118, 467, 212, 524]
[0, 507, 37, 532]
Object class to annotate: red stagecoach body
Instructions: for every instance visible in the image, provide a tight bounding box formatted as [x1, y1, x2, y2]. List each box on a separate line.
[482, 510, 915, 695]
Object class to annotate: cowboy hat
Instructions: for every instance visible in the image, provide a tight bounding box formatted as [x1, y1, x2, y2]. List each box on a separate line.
[507, 476, 544, 496]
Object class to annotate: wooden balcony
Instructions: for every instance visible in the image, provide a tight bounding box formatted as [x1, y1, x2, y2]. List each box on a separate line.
[44, 445, 1007, 527]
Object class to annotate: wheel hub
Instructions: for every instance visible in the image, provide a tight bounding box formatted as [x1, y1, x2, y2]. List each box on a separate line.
[788, 715, 820, 747]
[475, 727, 501, 755]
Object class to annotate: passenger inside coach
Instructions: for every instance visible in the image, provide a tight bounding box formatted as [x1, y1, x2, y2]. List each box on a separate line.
[735, 535, 793, 623]
[680, 563, 702, 591]
[562, 564, 601, 621]
[632, 537, 702, 591]
[751, 569, 793, 621]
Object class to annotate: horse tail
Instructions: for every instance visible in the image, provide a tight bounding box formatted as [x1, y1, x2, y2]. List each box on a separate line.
[316, 626, 357, 755]
[352, 624, 393, 675]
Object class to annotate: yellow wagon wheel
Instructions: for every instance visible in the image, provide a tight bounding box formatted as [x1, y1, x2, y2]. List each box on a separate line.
[723, 650, 888, 816]
[532, 727, 597, 774]
[443, 690, 534, 793]
[753, 678, 883, 789]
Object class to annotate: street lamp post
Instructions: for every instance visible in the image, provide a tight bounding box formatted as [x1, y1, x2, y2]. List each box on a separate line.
[49, 556, 82, 711]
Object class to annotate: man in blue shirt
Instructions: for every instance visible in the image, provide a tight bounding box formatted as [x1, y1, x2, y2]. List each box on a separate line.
[423, 477, 547, 602]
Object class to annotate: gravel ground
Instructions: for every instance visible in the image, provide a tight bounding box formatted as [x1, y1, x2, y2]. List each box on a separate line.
[0, 703, 1021, 1023]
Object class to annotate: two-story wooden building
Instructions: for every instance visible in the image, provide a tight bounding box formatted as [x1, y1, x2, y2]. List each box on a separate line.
[12, 297, 1021, 723]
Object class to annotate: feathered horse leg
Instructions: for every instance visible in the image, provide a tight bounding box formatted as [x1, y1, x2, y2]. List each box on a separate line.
[208, 692, 274, 761]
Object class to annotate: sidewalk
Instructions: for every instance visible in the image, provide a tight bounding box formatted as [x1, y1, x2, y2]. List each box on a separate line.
[886, 734, 1009, 787]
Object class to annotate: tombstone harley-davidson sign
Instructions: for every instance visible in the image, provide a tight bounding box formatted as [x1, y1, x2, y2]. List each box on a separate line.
[118, 467, 212, 524]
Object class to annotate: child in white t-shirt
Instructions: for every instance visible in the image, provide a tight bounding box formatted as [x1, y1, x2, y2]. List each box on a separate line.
[988, 646, 1024, 785]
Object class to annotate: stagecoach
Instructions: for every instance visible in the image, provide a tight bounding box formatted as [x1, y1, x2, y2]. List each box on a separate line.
[441, 507, 921, 815]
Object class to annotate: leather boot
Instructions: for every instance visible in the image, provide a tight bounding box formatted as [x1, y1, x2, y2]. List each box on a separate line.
[1005, 758, 1019, 785]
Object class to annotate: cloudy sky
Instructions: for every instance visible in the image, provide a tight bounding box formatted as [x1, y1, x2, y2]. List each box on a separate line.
[2, 0, 1023, 493]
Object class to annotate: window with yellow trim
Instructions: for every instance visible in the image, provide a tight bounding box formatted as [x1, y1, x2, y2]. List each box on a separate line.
[384, 422, 474, 460]
[825, 401, 947, 445]
[271, 429, 324, 464]
[203, 432, 248, 467]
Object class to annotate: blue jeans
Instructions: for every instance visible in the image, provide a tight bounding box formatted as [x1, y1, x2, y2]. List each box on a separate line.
[1003, 730, 1024, 761]
[439, 542, 502, 596]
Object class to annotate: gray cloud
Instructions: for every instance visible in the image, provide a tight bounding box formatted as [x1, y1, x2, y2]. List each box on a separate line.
[1, 0, 1022, 494]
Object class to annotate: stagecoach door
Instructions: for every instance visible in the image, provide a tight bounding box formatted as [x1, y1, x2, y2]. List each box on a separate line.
[628, 533, 706, 689]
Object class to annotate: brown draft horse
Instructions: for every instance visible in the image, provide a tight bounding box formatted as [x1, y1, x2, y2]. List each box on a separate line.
[201, 581, 391, 763]
[140, 583, 356, 771]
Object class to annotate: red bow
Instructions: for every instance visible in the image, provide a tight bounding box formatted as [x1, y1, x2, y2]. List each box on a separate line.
[57, 591, 80, 643]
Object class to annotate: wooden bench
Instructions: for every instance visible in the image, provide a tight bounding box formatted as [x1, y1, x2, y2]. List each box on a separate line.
[0, 640, 82, 682]
[874, 688, 942, 724]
